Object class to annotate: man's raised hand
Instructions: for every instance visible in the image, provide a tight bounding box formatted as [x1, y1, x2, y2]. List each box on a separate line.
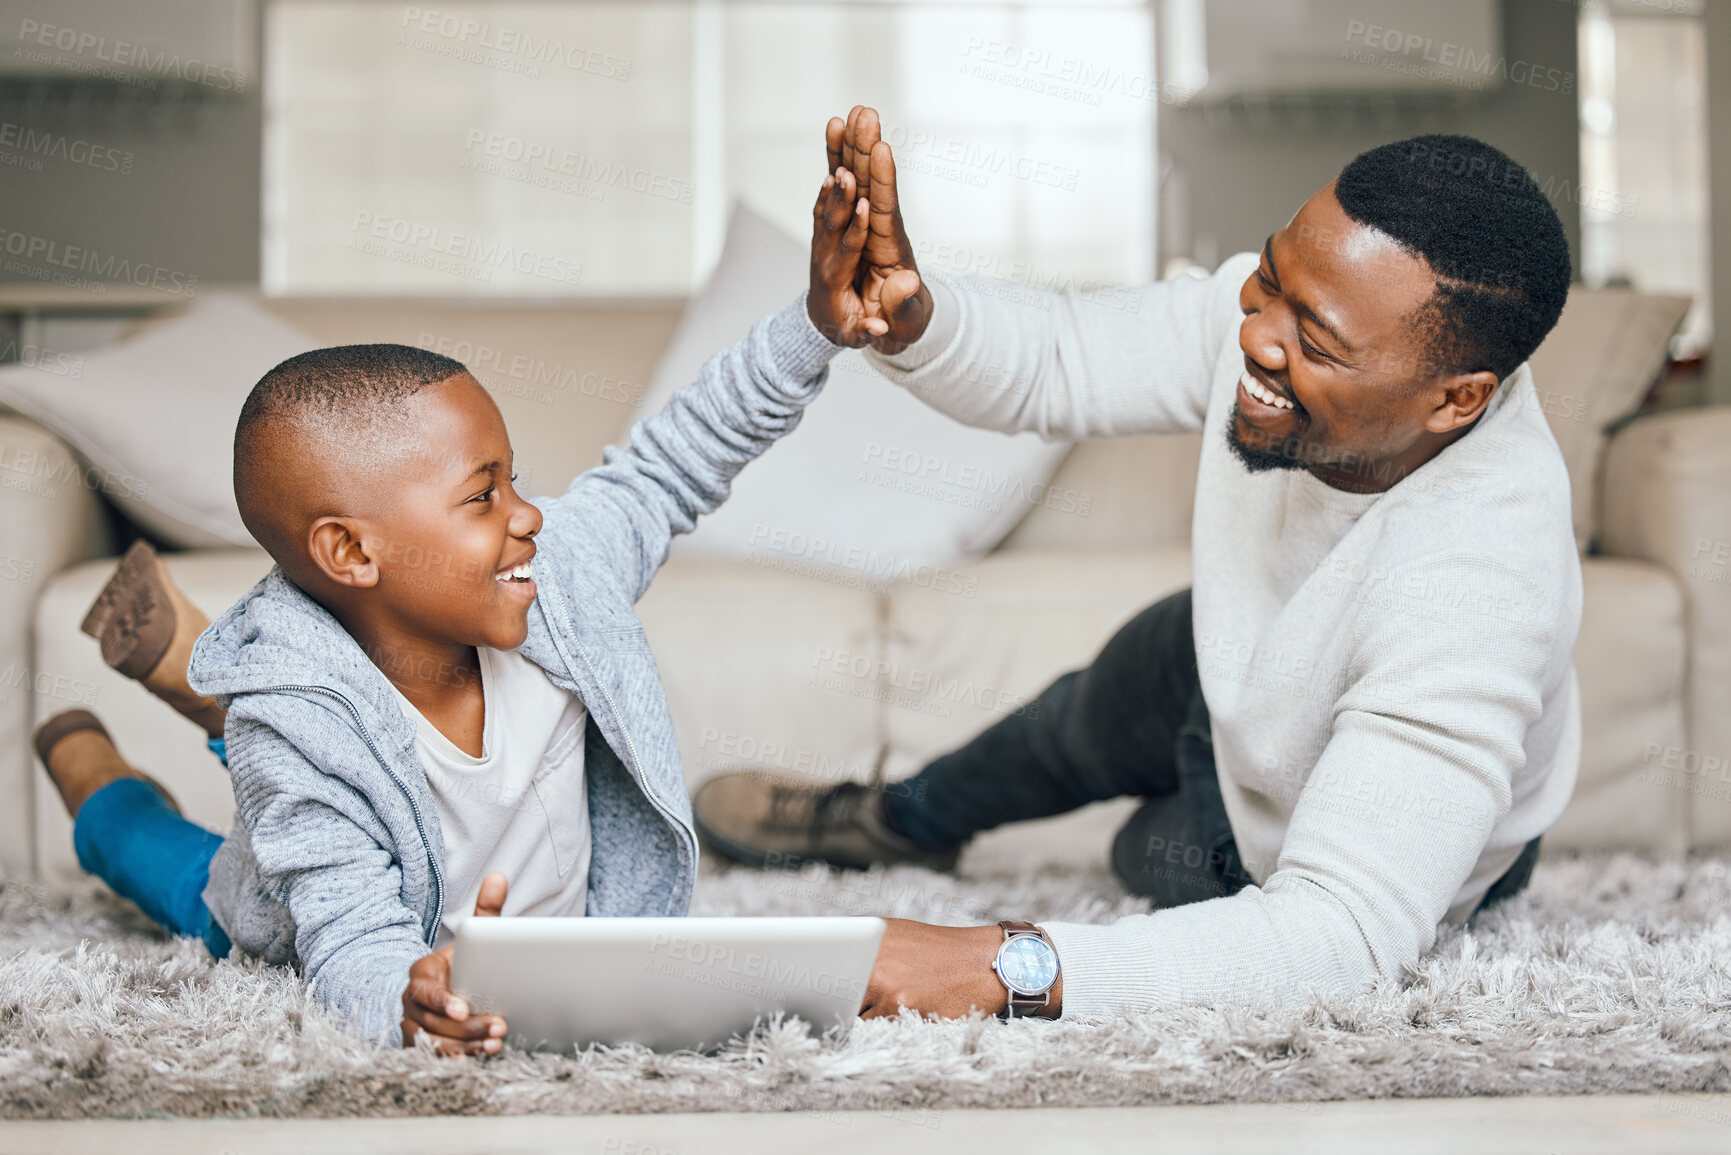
[825, 106, 932, 355]
[400, 871, 509, 1056]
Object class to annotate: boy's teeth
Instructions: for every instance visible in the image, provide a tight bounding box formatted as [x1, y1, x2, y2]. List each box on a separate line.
[494, 562, 533, 582]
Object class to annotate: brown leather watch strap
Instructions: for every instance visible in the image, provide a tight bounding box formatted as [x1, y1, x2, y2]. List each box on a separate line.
[995, 920, 1058, 1019]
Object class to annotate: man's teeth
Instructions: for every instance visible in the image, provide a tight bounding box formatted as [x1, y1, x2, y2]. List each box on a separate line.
[495, 562, 533, 582]
[1241, 370, 1294, 410]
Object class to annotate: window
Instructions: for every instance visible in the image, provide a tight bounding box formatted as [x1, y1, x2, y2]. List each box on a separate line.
[263, 0, 1158, 299]
[1577, 0, 1710, 358]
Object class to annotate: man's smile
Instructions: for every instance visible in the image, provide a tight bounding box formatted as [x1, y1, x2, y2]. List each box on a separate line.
[1239, 368, 1294, 413]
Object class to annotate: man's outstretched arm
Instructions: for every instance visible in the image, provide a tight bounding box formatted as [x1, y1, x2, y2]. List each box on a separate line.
[814, 106, 1250, 441]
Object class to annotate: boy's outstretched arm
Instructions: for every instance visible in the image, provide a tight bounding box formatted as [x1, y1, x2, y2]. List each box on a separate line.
[552, 169, 882, 602]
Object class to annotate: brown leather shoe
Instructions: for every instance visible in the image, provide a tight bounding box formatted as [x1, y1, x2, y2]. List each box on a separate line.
[693, 770, 959, 872]
[33, 708, 182, 818]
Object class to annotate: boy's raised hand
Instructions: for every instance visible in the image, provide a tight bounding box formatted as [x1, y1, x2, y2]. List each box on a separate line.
[401, 871, 509, 1056]
[806, 160, 887, 348]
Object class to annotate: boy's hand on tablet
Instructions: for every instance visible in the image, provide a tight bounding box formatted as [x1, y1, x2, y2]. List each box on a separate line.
[807, 158, 885, 348]
[400, 872, 510, 1056]
[823, 106, 932, 356]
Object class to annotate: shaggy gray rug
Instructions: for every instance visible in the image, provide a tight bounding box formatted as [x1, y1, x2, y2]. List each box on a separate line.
[1, 852, 1728, 1120]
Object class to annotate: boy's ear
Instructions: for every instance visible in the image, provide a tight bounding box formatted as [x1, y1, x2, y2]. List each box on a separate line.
[306, 516, 380, 589]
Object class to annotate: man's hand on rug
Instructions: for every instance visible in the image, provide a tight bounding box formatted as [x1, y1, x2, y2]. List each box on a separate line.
[860, 918, 1060, 1019]
[400, 871, 509, 1056]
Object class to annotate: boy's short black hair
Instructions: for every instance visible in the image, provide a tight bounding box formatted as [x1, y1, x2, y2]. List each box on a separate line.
[1334, 135, 1572, 382]
[234, 343, 469, 556]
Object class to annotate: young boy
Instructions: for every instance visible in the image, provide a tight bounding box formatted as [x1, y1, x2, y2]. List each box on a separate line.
[36, 168, 889, 1054]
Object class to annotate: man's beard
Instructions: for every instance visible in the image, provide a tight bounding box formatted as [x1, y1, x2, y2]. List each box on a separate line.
[1225, 401, 1312, 473]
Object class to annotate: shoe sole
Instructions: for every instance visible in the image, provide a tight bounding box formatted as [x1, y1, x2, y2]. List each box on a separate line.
[80, 540, 177, 682]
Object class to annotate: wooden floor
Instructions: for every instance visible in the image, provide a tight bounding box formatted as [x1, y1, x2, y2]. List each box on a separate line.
[4, 1094, 1730, 1154]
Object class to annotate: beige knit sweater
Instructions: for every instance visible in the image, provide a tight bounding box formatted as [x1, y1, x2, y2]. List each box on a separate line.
[869, 256, 1582, 1016]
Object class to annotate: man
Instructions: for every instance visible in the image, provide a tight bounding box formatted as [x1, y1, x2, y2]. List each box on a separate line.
[697, 107, 1580, 1022]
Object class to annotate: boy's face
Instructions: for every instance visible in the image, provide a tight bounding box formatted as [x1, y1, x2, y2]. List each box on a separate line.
[364, 373, 544, 651]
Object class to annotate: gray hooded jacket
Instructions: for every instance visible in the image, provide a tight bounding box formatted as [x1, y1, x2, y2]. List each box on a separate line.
[187, 297, 837, 1044]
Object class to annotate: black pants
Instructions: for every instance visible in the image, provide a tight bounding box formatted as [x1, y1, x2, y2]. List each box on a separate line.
[881, 589, 1541, 914]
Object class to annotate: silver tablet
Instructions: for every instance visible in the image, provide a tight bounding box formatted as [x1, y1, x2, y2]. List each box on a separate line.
[452, 915, 888, 1052]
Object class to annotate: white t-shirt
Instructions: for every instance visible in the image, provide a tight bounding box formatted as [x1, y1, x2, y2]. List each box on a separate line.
[391, 646, 592, 946]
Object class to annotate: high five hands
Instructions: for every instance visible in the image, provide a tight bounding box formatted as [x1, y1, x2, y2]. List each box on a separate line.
[807, 106, 933, 354]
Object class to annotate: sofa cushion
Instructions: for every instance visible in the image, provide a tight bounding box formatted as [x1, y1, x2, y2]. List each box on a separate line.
[1543, 557, 1688, 855]
[999, 433, 1202, 554]
[1601, 407, 1731, 849]
[881, 549, 1193, 872]
[636, 557, 882, 795]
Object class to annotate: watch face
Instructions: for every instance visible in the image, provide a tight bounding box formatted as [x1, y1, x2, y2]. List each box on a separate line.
[997, 935, 1059, 995]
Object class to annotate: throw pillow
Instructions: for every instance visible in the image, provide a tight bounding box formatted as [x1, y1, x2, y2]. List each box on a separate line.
[635, 204, 1071, 581]
[0, 292, 319, 548]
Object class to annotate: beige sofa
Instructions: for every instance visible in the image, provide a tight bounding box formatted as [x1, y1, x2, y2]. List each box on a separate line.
[4, 289, 1728, 882]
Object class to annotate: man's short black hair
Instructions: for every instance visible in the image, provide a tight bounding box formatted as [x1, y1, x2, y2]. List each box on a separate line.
[1334, 134, 1572, 382]
[234, 343, 468, 555]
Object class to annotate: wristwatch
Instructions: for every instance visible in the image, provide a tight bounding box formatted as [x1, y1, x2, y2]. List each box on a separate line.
[992, 920, 1060, 1018]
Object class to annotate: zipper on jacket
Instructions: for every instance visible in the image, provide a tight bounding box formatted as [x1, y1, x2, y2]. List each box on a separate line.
[568, 641, 699, 910]
[266, 682, 447, 945]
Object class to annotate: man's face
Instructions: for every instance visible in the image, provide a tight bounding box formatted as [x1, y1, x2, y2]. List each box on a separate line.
[361, 374, 544, 651]
[1231, 182, 1458, 490]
